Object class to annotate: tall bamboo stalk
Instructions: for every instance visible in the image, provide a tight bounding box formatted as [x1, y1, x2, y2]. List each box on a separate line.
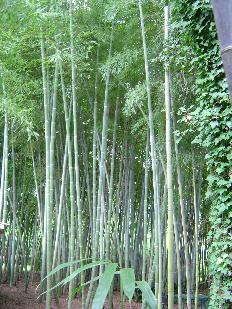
[92, 47, 99, 249]
[164, 5, 174, 309]
[192, 151, 199, 309]
[52, 137, 68, 269]
[2, 115, 8, 225]
[106, 95, 119, 260]
[138, 2, 159, 306]
[10, 127, 16, 287]
[86, 22, 114, 308]
[59, 59, 77, 309]
[172, 107, 191, 308]
[69, 1, 85, 306]
[142, 135, 149, 283]
[46, 59, 58, 307]
[0, 113, 7, 223]
[40, 31, 51, 306]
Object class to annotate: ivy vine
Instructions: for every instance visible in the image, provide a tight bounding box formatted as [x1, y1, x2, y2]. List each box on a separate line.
[172, 0, 232, 307]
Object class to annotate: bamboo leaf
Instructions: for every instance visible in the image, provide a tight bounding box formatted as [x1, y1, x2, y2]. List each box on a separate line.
[120, 268, 135, 302]
[38, 261, 108, 298]
[136, 281, 157, 309]
[71, 276, 101, 299]
[92, 263, 118, 309]
[37, 258, 89, 289]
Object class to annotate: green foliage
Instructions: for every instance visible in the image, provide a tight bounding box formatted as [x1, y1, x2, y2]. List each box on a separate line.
[136, 281, 157, 308]
[120, 268, 135, 302]
[100, 48, 139, 80]
[43, 261, 157, 308]
[123, 82, 147, 116]
[39, 261, 108, 297]
[92, 263, 118, 309]
[172, 0, 232, 307]
[38, 258, 90, 285]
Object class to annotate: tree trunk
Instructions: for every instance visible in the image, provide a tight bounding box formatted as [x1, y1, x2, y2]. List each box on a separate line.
[212, 0, 232, 103]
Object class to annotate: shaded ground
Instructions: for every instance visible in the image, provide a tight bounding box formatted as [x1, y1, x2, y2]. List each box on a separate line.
[0, 276, 203, 308]
[0, 278, 141, 309]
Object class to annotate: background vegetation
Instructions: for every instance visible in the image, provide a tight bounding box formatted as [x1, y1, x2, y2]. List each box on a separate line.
[0, 0, 231, 308]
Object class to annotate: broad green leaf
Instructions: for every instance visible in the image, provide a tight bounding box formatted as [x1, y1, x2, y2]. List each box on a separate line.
[136, 281, 157, 309]
[120, 268, 135, 302]
[92, 263, 118, 309]
[39, 261, 108, 298]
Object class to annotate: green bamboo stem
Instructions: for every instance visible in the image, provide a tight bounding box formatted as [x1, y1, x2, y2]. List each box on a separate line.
[0, 120, 6, 221]
[138, 1, 159, 305]
[142, 135, 149, 283]
[52, 138, 68, 269]
[92, 47, 99, 248]
[173, 211, 183, 309]
[105, 95, 119, 260]
[31, 144, 43, 235]
[2, 113, 8, 225]
[164, 5, 174, 308]
[59, 60, 77, 309]
[171, 93, 192, 309]
[192, 152, 199, 309]
[69, 1, 85, 305]
[46, 59, 58, 308]
[86, 22, 114, 308]
[10, 127, 16, 287]
[40, 31, 50, 304]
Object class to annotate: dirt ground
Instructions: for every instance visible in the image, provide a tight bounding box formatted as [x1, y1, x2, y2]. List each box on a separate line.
[0, 278, 141, 309]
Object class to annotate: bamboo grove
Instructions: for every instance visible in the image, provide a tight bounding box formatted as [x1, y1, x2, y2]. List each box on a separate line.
[0, 0, 231, 308]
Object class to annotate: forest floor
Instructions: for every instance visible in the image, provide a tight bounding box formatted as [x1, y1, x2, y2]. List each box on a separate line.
[0, 275, 141, 309]
[0, 274, 187, 308]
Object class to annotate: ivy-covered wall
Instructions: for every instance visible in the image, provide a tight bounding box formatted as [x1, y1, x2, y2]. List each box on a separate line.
[172, 0, 232, 307]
